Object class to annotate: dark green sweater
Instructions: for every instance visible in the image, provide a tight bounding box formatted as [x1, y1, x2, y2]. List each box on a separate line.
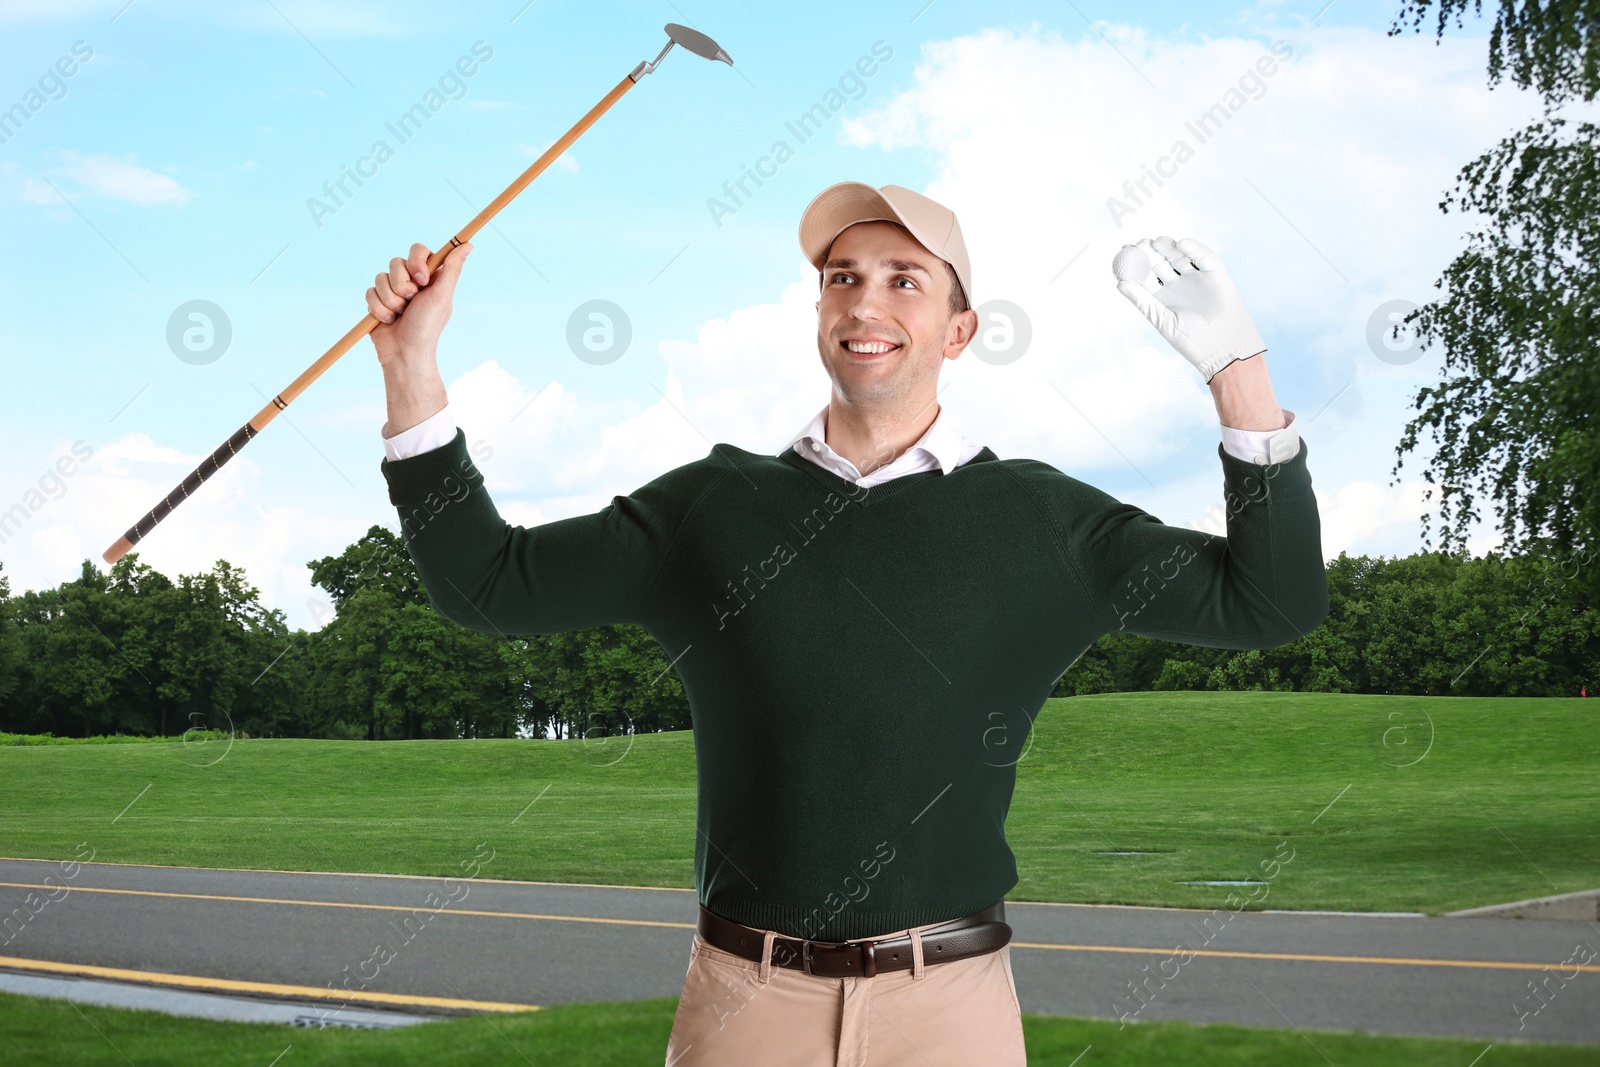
[380, 429, 1328, 941]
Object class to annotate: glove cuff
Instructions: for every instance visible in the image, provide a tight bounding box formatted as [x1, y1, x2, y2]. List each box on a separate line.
[1201, 349, 1266, 384]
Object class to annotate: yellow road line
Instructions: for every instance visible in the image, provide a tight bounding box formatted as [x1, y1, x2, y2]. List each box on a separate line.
[6, 879, 1593, 976]
[0, 880, 693, 930]
[0, 954, 539, 1013]
[1009, 941, 1600, 973]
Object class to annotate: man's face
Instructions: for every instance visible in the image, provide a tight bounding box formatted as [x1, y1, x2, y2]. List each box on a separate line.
[814, 220, 976, 410]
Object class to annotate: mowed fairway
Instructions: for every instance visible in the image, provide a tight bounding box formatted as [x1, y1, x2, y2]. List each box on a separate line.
[2, 693, 1595, 913]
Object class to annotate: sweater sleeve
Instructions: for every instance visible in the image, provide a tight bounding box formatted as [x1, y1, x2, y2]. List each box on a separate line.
[378, 427, 723, 635]
[1021, 439, 1329, 649]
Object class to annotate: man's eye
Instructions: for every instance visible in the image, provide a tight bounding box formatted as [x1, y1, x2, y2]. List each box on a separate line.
[830, 272, 853, 283]
[895, 277, 917, 289]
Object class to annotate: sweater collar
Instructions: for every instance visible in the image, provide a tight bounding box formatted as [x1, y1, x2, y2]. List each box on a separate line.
[779, 401, 974, 478]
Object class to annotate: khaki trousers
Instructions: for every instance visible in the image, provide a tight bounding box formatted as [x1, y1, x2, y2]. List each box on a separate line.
[663, 912, 1027, 1066]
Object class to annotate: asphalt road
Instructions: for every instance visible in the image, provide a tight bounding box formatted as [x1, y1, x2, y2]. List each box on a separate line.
[1, 857, 1596, 1046]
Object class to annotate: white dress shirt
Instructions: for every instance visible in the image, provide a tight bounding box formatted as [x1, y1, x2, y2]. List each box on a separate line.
[382, 402, 1301, 476]
[778, 403, 985, 487]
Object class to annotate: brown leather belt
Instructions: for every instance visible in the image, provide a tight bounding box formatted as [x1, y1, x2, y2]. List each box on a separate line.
[696, 901, 1011, 979]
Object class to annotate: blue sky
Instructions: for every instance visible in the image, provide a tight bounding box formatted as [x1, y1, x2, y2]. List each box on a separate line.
[0, 0, 1538, 630]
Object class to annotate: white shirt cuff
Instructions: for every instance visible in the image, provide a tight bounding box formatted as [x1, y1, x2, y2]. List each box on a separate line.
[382, 403, 457, 462]
[1220, 409, 1300, 465]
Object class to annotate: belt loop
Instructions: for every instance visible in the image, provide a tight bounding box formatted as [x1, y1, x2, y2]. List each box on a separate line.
[910, 927, 925, 980]
[759, 930, 776, 984]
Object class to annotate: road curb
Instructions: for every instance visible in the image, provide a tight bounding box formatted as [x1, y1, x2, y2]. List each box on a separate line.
[1445, 888, 1600, 920]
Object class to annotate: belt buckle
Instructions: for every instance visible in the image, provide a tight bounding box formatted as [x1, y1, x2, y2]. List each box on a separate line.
[801, 938, 828, 976]
[802, 938, 876, 978]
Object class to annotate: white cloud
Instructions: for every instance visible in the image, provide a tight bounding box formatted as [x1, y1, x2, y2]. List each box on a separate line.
[1315, 476, 1433, 560]
[17, 178, 59, 205]
[28, 149, 194, 206]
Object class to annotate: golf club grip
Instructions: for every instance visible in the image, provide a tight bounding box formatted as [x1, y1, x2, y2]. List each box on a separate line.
[103, 422, 258, 564]
[101, 313, 381, 566]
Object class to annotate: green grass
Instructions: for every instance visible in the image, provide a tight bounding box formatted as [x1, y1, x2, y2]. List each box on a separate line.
[0, 990, 1592, 1066]
[1, 693, 1595, 913]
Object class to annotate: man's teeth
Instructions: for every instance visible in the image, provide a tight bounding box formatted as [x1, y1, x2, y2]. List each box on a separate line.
[845, 340, 899, 354]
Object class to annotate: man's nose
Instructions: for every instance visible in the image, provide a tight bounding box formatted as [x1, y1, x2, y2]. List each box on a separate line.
[846, 288, 888, 320]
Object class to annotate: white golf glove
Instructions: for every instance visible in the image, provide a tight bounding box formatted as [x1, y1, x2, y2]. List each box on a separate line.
[1113, 236, 1267, 383]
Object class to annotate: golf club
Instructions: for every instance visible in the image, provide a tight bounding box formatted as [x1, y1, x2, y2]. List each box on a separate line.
[102, 23, 733, 566]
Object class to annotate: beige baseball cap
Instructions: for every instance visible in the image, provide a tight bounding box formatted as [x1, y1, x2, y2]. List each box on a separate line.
[798, 181, 972, 309]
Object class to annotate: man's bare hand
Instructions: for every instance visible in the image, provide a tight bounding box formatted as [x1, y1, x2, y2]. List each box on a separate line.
[366, 240, 473, 368]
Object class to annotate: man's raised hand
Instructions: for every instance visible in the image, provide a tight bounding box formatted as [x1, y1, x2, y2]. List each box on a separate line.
[365, 240, 473, 369]
[1112, 235, 1266, 384]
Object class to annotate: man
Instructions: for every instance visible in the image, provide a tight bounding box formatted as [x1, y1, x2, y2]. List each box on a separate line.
[367, 181, 1327, 1066]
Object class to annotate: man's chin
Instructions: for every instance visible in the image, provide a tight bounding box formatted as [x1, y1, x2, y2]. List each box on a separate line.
[828, 369, 910, 405]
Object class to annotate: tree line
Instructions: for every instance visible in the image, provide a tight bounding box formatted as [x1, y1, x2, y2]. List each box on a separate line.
[0, 526, 688, 742]
[1056, 539, 1597, 697]
[0, 527, 1593, 742]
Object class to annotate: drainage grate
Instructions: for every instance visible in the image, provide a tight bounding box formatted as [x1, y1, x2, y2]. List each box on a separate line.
[291, 1015, 390, 1030]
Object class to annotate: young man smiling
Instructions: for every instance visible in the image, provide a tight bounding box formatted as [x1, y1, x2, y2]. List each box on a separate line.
[371, 180, 1327, 1066]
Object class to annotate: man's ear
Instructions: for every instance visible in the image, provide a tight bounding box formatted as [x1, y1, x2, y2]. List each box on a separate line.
[944, 308, 978, 357]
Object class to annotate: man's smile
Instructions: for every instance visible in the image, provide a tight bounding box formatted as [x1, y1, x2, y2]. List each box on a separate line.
[840, 337, 903, 358]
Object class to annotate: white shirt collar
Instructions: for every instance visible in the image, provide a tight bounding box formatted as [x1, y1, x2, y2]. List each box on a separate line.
[780, 402, 974, 477]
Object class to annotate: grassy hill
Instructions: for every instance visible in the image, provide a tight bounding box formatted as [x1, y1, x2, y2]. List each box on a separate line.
[3, 692, 1594, 913]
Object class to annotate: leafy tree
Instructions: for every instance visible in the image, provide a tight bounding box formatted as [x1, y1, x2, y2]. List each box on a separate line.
[303, 530, 519, 739]
[504, 626, 689, 740]
[1388, 1, 1600, 596]
[1391, 0, 1599, 107]
[1054, 631, 1169, 696]
[6, 561, 157, 736]
[307, 525, 428, 609]
[371, 599, 512, 739]
[145, 561, 254, 735]
[1054, 640, 1119, 697]
[576, 623, 691, 735]
[1151, 658, 1213, 692]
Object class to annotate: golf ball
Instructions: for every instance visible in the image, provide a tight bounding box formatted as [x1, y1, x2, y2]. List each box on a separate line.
[1112, 245, 1150, 284]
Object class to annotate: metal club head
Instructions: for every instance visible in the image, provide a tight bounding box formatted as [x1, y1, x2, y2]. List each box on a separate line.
[631, 22, 733, 81]
[665, 23, 732, 65]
